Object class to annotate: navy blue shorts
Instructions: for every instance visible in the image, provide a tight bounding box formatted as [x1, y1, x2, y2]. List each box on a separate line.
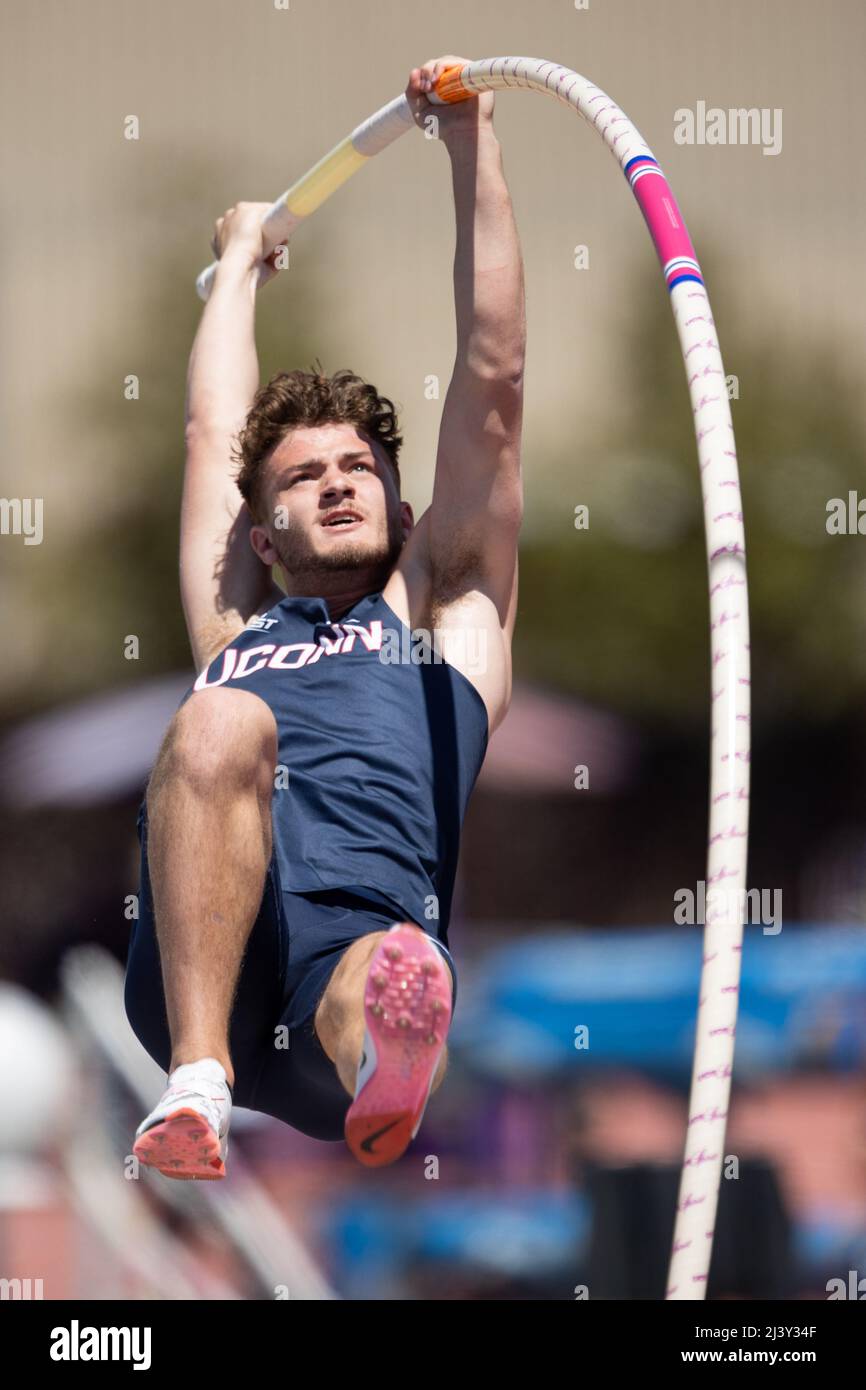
[123, 811, 457, 1142]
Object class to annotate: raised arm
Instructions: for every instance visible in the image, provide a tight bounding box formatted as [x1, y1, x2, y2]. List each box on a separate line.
[181, 203, 284, 671]
[407, 60, 525, 630]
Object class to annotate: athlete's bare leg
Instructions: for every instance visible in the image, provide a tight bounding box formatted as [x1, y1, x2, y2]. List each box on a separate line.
[145, 688, 278, 1089]
[314, 928, 449, 1097]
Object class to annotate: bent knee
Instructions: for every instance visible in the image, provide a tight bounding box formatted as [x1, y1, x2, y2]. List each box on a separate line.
[315, 931, 390, 1024]
[149, 688, 278, 801]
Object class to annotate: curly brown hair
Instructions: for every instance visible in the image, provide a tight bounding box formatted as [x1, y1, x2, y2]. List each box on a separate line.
[234, 362, 403, 520]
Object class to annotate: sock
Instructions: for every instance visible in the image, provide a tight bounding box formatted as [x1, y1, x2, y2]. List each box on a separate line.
[168, 1057, 229, 1090]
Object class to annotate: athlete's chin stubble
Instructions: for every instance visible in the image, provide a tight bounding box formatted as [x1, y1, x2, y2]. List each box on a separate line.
[271, 516, 405, 579]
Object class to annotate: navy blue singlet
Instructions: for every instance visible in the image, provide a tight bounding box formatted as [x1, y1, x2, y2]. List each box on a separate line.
[174, 590, 489, 939]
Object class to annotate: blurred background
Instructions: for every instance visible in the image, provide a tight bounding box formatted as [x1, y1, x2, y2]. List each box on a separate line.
[1, 0, 865, 1300]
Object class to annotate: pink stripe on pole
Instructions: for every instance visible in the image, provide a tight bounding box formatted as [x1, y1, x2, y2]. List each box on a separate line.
[629, 163, 701, 284]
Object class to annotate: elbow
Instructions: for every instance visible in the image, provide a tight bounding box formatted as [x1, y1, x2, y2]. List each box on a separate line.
[501, 361, 525, 391]
[480, 355, 524, 385]
[457, 348, 525, 387]
[184, 416, 242, 453]
[184, 418, 213, 452]
[481, 361, 526, 389]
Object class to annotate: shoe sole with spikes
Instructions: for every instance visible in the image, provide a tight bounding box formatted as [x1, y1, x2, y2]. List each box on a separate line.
[133, 1108, 227, 1180]
[344, 924, 452, 1168]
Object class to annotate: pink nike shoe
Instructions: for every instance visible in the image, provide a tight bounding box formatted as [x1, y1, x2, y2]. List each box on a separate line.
[344, 924, 453, 1168]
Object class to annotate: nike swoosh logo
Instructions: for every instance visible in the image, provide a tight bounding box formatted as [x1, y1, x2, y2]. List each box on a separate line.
[360, 1118, 401, 1154]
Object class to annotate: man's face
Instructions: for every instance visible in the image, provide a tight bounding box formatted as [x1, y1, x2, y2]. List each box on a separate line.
[250, 423, 411, 585]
